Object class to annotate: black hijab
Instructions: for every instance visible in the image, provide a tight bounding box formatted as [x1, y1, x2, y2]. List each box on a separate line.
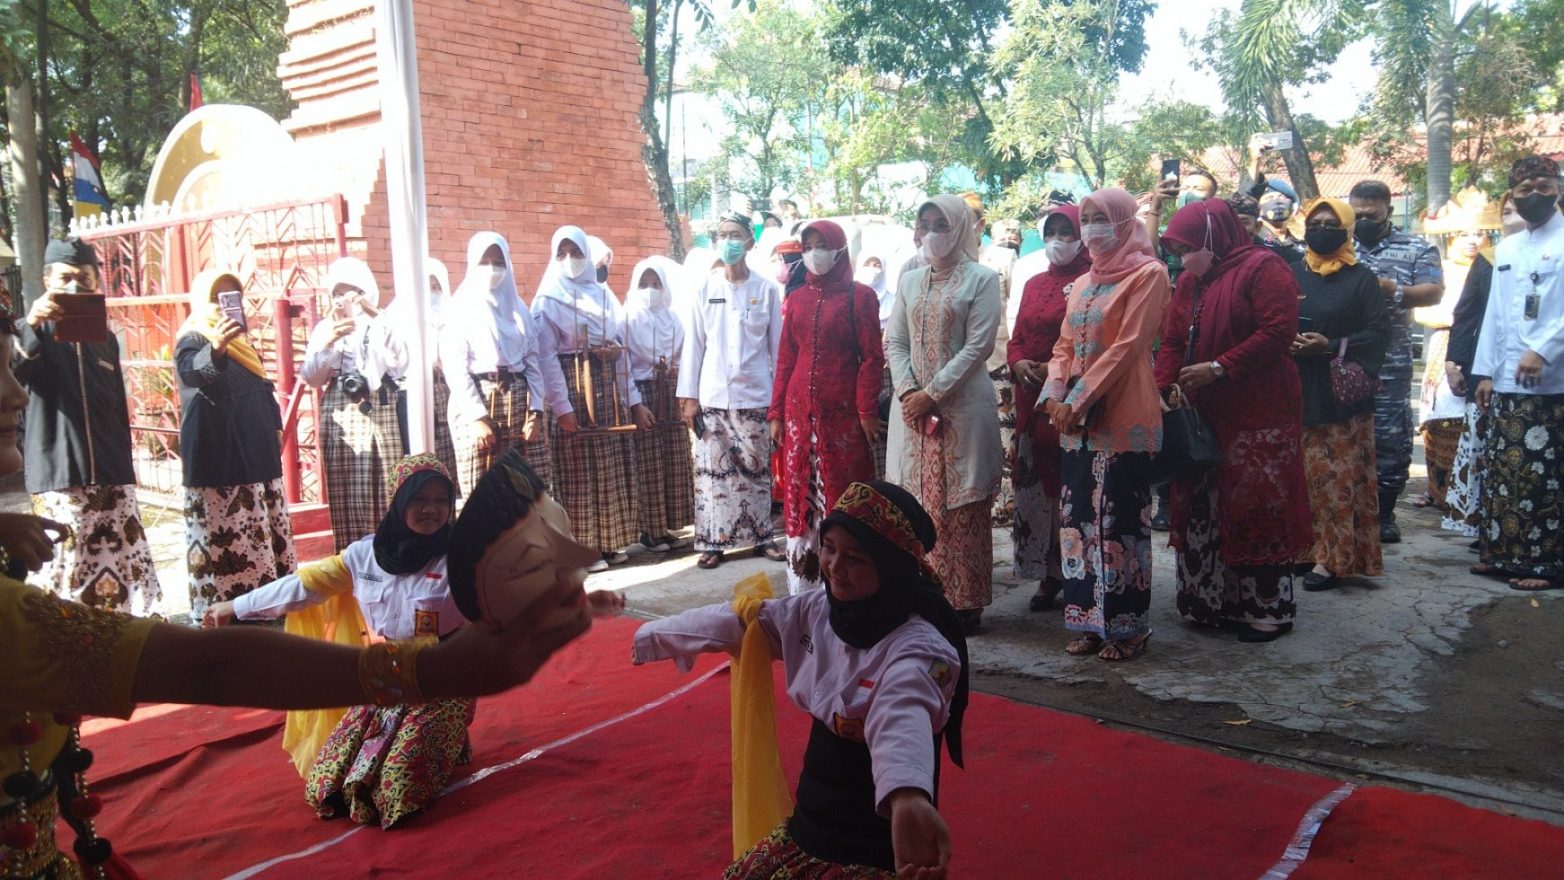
[373, 457, 455, 575]
[819, 480, 970, 768]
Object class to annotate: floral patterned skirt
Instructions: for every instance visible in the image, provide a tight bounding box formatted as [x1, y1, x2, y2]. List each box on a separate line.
[185, 478, 297, 624]
[32, 484, 161, 616]
[1060, 449, 1153, 641]
[1442, 401, 1485, 537]
[724, 824, 894, 880]
[304, 698, 475, 829]
[1300, 414, 1383, 577]
[1479, 392, 1564, 579]
[1174, 470, 1296, 626]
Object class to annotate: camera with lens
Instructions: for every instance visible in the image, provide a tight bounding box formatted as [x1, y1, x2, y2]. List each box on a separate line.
[340, 372, 373, 415]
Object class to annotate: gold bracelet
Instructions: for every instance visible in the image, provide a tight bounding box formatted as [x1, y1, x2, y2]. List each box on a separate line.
[358, 639, 430, 706]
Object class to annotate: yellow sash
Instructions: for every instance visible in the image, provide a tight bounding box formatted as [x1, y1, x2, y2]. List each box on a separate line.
[279, 556, 368, 777]
[729, 573, 794, 858]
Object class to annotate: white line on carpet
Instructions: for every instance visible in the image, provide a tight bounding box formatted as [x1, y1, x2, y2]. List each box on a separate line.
[1259, 782, 1359, 880]
[225, 662, 730, 880]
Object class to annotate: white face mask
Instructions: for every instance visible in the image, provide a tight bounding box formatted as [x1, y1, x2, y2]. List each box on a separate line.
[1044, 238, 1082, 265]
[562, 255, 590, 279]
[855, 267, 884, 287]
[922, 230, 958, 260]
[1081, 223, 1118, 253]
[484, 264, 507, 290]
[639, 284, 666, 308]
[802, 247, 839, 275]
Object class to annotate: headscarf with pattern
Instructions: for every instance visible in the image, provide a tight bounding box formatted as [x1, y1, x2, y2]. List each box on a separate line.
[373, 453, 455, 575]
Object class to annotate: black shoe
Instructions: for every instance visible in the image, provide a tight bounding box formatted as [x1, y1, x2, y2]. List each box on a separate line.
[1029, 578, 1062, 612]
[1302, 571, 1339, 592]
[1379, 519, 1402, 544]
[1150, 507, 1171, 532]
[1237, 622, 1293, 643]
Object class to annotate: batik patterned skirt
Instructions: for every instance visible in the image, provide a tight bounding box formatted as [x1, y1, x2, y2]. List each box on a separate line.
[633, 374, 694, 540]
[1421, 418, 1464, 509]
[185, 478, 297, 623]
[784, 431, 828, 595]
[1012, 435, 1061, 582]
[321, 382, 405, 553]
[1480, 392, 1564, 579]
[1442, 400, 1485, 537]
[1060, 449, 1152, 641]
[304, 698, 476, 830]
[1173, 469, 1296, 626]
[693, 407, 775, 552]
[724, 824, 893, 880]
[453, 375, 551, 507]
[550, 354, 639, 553]
[32, 484, 161, 616]
[872, 367, 892, 479]
[1300, 414, 1383, 577]
[992, 366, 1016, 523]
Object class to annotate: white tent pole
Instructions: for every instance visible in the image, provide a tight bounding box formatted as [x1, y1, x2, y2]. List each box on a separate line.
[374, 0, 434, 455]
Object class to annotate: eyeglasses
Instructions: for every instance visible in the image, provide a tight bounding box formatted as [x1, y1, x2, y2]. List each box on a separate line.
[914, 222, 952, 234]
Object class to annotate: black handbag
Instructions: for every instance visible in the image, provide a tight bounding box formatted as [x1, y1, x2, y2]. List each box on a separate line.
[1149, 288, 1223, 488]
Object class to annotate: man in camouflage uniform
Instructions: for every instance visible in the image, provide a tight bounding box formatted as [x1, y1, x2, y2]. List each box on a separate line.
[1348, 180, 1445, 544]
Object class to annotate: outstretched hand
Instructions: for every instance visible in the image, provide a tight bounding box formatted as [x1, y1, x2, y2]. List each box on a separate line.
[890, 789, 951, 879]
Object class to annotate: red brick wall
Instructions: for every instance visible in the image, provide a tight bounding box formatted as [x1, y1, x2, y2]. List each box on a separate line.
[279, 0, 673, 305]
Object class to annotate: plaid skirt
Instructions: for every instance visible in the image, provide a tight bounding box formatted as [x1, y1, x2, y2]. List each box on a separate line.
[321, 382, 405, 553]
[32, 484, 161, 616]
[550, 354, 640, 552]
[452, 375, 551, 506]
[185, 478, 297, 623]
[633, 376, 694, 538]
[305, 698, 475, 830]
[432, 370, 463, 499]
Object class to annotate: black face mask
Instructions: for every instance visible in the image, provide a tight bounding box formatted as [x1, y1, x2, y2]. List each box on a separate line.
[1353, 217, 1390, 246]
[1306, 227, 1349, 256]
[1513, 192, 1560, 225]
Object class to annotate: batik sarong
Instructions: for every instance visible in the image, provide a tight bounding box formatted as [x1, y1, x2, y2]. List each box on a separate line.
[784, 431, 828, 595]
[1060, 449, 1152, 641]
[693, 407, 775, 553]
[185, 477, 297, 623]
[1012, 436, 1062, 582]
[1174, 470, 1296, 626]
[1442, 400, 1484, 537]
[1300, 413, 1383, 577]
[32, 484, 161, 616]
[1479, 392, 1564, 579]
[305, 698, 476, 829]
[724, 824, 893, 880]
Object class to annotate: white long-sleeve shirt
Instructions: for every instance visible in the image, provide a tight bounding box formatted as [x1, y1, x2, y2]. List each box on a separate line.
[438, 301, 548, 425]
[531, 286, 640, 416]
[676, 270, 784, 410]
[300, 313, 410, 392]
[1473, 211, 1564, 395]
[632, 588, 958, 813]
[233, 536, 462, 639]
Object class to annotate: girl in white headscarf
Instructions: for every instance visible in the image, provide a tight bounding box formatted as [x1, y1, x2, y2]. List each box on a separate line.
[625, 256, 694, 552]
[425, 257, 463, 494]
[439, 232, 551, 503]
[531, 226, 653, 570]
[301, 257, 411, 551]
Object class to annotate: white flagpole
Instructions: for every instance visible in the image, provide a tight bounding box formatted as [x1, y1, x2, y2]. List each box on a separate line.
[374, 0, 434, 454]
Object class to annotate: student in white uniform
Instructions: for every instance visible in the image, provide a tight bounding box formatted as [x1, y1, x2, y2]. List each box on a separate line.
[626, 256, 693, 552]
[301, 257, 410, 552]
[206, 454, 469, 829]
[634, 479, 968, 877]
[677, 211, 787, 569]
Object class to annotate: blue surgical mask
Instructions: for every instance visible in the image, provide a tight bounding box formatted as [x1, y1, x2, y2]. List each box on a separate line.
[719, 239, 747, 266]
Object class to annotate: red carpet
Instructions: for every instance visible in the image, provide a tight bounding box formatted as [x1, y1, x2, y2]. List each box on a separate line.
[75, 617, 1564, 879]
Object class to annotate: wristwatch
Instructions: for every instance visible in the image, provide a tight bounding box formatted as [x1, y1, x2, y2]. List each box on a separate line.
[1209, 361, 1226, 378]
[1393, 283, 1405, 306]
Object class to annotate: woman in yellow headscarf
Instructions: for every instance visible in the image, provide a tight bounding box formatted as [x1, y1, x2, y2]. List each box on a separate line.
[1289, 199, 1393, 592]
[175, 269, 296, 624]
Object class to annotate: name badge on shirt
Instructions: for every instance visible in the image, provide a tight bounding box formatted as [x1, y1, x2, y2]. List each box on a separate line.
[360, 571, 384, 583]
[708, 297, 727, 304]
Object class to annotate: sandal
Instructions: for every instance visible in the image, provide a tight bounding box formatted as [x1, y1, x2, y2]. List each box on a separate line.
[697, 552, 723, 569]
[1097, 632, 1152, 662]
[1410, 494, 1435, 508]
[755, 543, 787, 563]
[1509, 577, 1563, 592]
[1065, 634, 1104, 656]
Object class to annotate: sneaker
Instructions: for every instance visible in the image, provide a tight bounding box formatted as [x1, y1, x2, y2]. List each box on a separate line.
[663, 532, 693, 550]
[603, 551, 630, 566]
[586, 559, 610, 574]
[638, 533, 671, 553]
[1379, 519, 1401, 544]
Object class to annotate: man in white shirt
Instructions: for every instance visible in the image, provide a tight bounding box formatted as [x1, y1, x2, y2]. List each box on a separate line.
[1471, 154, 1564, 591]
[678, 212, 787, 569]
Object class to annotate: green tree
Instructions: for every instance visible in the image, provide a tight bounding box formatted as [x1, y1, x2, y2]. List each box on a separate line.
[2, 0, 46, 299]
